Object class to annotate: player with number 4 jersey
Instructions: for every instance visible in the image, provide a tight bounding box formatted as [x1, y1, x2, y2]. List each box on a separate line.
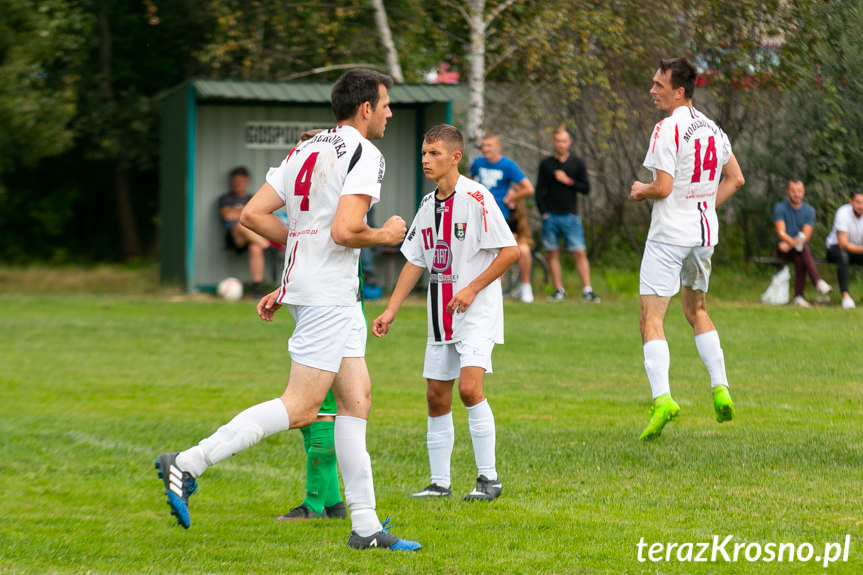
[266, 125, 385, 306]
[154, 69, 421, 552]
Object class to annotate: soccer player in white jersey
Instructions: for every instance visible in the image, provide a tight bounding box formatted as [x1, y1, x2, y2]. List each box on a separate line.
[372, 125, 518, 501]
[629, 58, 745, 441]
[155, 69, 421, 551]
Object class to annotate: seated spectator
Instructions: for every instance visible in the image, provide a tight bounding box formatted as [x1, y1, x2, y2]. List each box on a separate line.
[218, 166, 270, 299]
[825, 188, 863, 309]
[773, 179, 832, 307]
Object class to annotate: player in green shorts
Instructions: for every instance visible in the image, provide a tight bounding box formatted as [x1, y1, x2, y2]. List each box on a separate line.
[278, 390, 346, 520]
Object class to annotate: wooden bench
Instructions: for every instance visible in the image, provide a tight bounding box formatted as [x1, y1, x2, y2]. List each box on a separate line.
[750, 255, 829, 266]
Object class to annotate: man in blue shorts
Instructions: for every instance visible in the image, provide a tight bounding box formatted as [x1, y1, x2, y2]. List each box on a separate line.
[535, 126, 599, 302]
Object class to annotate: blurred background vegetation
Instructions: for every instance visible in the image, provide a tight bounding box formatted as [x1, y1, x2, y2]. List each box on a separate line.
[1, 0, 862, 271]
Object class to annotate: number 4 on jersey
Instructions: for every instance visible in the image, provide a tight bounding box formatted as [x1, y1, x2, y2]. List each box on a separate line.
[294, 152, 319, 211]
[691, 136, 717, 183]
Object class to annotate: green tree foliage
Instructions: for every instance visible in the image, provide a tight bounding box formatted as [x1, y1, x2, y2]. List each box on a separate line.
[192, 0, 456, 82]
[0, 0, 200, 262]
[0, 0, 88, 175]
[3, 0, 863, 266]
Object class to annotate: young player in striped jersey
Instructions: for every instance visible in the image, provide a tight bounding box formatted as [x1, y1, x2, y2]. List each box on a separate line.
[629, 57, 745, 440]
[155, 69, 420, 551]
[373, 124, 518, 501]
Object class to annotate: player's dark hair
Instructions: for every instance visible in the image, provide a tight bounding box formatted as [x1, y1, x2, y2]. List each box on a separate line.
[424, 124, 464, 154]
[850, 188, 863, 199]
[230, 166, 249, 178]
[659, 57, 697, 100]
[331, 69, 394, 122]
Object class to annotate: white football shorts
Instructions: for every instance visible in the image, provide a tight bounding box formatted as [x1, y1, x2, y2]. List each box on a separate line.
[287, 301, 366, 373]
[422, 336, 495, 381]
[639, 240, 714, 297]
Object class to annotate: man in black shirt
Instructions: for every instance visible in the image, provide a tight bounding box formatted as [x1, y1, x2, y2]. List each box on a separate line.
[535, 126, 599, 302]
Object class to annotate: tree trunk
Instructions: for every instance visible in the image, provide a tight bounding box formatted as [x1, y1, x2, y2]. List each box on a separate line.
[114, 161, 141, 258]
[466, 0, 486, 162]
[98, 1, 141, 259]
[370, 0, 403, 83]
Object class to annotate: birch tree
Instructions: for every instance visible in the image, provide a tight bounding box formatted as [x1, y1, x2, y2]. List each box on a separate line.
[458, 0, 522, 161]
[370, 0, 403, 82]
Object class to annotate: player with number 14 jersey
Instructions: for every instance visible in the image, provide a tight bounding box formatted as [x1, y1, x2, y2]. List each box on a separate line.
[643, 106, 732, 247]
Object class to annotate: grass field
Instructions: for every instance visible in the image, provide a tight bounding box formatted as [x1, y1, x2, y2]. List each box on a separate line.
[1, 266, 862, 574]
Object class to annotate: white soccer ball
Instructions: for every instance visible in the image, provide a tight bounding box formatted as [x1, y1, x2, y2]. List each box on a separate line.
[217, 277, 244, 301]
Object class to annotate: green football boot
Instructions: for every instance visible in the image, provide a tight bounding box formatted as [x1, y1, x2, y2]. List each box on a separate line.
[639, 394, 680, 441]
[713, 385, 735, 423]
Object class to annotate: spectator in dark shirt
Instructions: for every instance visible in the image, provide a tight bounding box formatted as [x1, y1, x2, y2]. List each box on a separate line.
[535, 126, 599, 302]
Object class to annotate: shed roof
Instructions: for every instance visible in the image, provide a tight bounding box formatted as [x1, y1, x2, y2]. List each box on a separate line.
[190, 79, 467, 105]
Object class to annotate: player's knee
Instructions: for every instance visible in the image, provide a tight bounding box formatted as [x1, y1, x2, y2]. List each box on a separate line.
[457, 383, 484, 407]
[290, 411, 316, 429]
[425, 384, 451, 411]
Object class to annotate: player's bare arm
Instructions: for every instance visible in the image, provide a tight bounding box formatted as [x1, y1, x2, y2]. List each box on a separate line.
[239, 183, 291, 245]
[256, 288, 282, 322]
[331, 194, 406, 248]
[372, 262, 425, 337]
[447, 245, 519, 314]
[630, 170, 673, 201]
[715, 153, 745, 207]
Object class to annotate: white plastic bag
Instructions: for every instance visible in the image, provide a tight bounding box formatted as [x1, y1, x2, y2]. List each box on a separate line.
[760, 265, 790, 305]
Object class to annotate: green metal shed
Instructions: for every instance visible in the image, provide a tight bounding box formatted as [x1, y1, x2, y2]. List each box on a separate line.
[158, 78, 467, 292]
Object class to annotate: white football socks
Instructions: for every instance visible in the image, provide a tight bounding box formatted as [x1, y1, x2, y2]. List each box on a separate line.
[427, 412, 455, 489]
[643, 339, 671, 399]
[695, 330, 729, 389]
[467, 399, 497, 481]
[334, 415, 381, 537]
[176, 398, 290, 478]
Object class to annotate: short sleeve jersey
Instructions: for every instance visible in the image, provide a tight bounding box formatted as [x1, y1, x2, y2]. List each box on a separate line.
[826, 203, 863, 248]
[401, 175, 517, 345]
[773, 200, 815, 239]
[265, 125, 384, 306]
[643, 105, 733, 247]
[469, 156, 527, 220]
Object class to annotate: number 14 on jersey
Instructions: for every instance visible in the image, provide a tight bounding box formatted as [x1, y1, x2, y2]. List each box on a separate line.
[691, 136, 717, 183]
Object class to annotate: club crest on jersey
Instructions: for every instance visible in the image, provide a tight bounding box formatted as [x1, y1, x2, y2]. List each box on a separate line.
[455, 223, 467, 240]
[432, 241, 452, 272]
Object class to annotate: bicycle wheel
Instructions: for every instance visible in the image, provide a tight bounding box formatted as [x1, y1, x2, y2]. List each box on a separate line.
[501, 261, 521, 297]
[531, 250, 550, 290]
